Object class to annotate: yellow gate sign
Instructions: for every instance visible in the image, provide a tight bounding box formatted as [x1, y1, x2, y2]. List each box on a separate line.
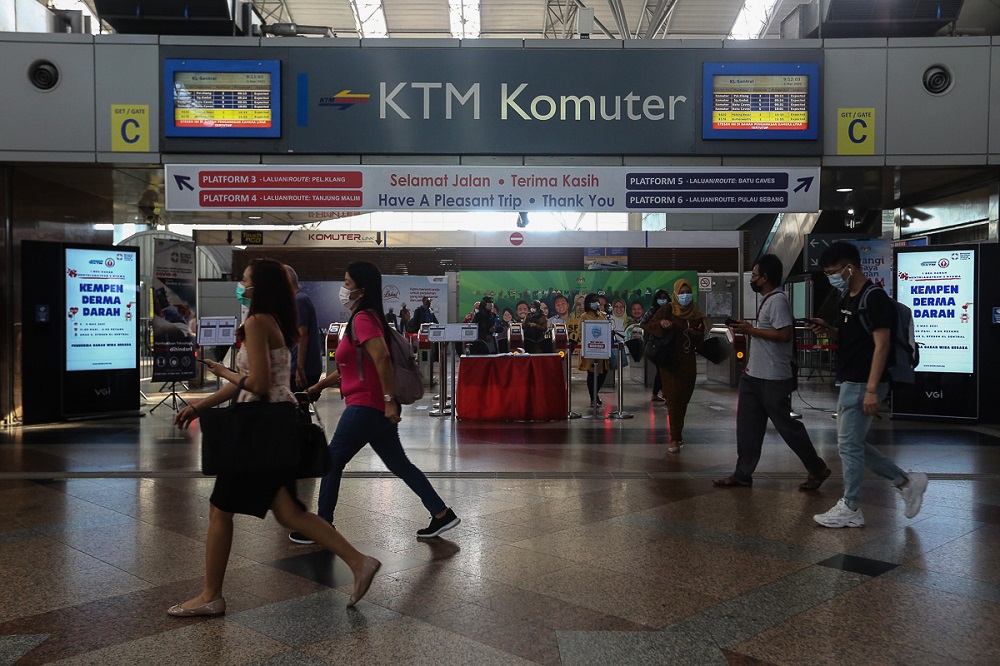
[111, 105, 150, 152]
[837, 108, 875, 155]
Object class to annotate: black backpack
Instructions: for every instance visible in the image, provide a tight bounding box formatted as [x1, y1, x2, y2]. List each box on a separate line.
[857, 284, 919, 384]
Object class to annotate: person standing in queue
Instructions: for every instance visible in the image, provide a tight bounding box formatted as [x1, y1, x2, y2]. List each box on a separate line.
[472, 295, 500, 354]
[641, 289, 671, 403]
[579, 292, 611, 406]
[523, 299, 548, 353]
[289, 261, 461, 544]
[170, 258, 380, 616]
[644, 280, 705, 453]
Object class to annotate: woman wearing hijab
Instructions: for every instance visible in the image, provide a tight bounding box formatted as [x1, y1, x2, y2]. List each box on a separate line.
[643, 279, 706, 453]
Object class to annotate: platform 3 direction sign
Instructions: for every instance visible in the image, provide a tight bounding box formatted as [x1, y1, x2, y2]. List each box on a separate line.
[166, 165, 820, 214]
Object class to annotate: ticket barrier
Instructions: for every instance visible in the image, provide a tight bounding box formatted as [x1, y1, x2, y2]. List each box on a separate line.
[417, 323, 435, 386]
[551, 323, 568, 351]
[325, 322, 343, 376]
[507, 322, 525, 352]
[705, 324, 747, 387]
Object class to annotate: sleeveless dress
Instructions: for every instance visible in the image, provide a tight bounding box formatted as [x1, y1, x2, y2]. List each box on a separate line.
[208, 345, 306, 518]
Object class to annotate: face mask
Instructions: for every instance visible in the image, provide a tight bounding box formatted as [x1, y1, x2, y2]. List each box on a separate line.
[530, 308, 537, 313]
[677, 293, 693, 307]
[236, 283, 252, 307]
[339, 285, 359, 308]
[750, 277, 763, 294]
[589, 302, 600, 311]
[656, 298, 668, 306]
[827, 267, 851, 294]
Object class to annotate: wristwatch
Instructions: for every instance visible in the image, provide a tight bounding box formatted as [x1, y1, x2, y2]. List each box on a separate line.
[383, 394, 394, 402]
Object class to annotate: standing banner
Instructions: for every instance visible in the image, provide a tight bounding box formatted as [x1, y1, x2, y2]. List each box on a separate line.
[856, 238, 894, 297]
[151, 240, 198, 382]
[300, 275, 449, 331]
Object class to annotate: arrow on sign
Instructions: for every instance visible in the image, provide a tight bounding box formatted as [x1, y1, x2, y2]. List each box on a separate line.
[376, 232, 383, 246]
[226, 231, 233, 245]
[174, 175, 194, 191]
[793, 176, 814, 193]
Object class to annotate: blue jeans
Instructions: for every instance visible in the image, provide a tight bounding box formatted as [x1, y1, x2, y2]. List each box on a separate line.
[836, 382, 906, 509]
[317, 405, 447, 523]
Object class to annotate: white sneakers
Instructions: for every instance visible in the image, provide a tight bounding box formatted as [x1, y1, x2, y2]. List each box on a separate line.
[814, 498, 865, 528]
[815, 472, 928, 528]
[899, 472, 929, 519]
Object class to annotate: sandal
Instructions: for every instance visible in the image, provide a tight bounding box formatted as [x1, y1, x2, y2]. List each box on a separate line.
[799, 467, 832, 491]
[712, 475, 752, 488]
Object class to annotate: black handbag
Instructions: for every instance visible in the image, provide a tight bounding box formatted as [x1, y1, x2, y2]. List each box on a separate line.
[643, 329, 675, 368]
[624, 337, 645, 362]
[199, 383, 331, 479]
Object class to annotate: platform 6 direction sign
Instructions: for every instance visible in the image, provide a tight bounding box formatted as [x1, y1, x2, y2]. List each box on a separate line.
[165, 165, 819, 214]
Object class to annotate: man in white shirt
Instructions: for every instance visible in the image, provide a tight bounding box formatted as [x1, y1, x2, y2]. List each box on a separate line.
[714, 254, 830, 490]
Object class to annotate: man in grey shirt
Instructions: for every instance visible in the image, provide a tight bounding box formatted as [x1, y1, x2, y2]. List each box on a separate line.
[713, 254, 830, 490]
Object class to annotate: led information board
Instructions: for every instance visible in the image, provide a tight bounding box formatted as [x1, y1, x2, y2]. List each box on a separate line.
[164, 59, 281, 138]
[703, 63, 819, 140]
[65, 248, 138, 372]
[896, 249, 976, 374]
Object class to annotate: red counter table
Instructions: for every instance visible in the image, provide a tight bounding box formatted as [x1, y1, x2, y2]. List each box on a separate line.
[456, 354, 567, 421]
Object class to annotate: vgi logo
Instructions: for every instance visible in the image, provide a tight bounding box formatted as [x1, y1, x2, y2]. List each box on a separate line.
[925, 390, 944, 399]
[95, 387, 112, 396]
[319, 90, 371, 110]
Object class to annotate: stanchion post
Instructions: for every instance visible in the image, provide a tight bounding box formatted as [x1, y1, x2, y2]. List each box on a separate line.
[565, 347, 581, 419]
[608, 340, 633, 420]
[450, 343, 458, 420]
[430, 341, 451, 417]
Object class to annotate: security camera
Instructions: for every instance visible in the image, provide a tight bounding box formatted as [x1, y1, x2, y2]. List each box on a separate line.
[922, 65, 953, 95]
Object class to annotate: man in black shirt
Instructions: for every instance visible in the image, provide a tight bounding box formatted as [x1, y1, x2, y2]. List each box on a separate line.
[809, 242, 927, 528]
[472, 296, 499, 354]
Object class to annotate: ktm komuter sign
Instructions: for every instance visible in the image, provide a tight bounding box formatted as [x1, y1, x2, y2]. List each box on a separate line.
[165, 165, 820, 214]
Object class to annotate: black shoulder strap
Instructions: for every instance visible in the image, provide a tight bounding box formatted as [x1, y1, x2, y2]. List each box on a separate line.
[755, 288, 782, 320]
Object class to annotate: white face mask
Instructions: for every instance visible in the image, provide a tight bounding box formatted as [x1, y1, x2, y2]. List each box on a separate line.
[339, 285, 360, 309]
[656, 298, 668, 306]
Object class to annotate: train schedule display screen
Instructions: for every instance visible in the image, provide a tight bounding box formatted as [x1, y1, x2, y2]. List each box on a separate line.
[65, 248, 138, 372]
[164, 59, 281, 138]
[703, 62, 819, 140]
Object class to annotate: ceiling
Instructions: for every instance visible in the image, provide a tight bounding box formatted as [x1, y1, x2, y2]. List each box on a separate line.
[248, 0, 1000, 40]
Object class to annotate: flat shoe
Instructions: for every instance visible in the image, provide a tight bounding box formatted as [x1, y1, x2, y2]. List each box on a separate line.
[799, 467, 832, 491]
[347, 557, 381, 607]
[167, 597, 226, 617]
[712, 475, 752, 488]
[651, 395, 665, 402]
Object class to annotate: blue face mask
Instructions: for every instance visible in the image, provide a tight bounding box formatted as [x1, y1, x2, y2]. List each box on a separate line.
[236, 283, 252, 307]
[589, 302, 600, 311]
[677, 293, 693, 307]
[656, 298, 668, 306]
[827, 266, 851, 294]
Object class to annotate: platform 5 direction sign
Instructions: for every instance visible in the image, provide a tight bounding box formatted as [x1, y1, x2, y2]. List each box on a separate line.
[165, 165, 820, 214]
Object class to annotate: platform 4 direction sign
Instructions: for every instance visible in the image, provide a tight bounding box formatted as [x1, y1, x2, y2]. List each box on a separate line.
[165, 165, 820, 214]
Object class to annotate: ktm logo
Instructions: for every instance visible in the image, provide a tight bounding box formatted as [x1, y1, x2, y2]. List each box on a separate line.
[319, 90, 371, 110]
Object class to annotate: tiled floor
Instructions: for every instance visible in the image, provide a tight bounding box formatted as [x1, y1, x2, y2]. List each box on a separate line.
[2, 364, 1000, 665]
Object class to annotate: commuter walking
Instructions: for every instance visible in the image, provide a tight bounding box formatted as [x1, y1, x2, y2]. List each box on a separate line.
[810, 242, 928, 527]
[285, 265, 324, 391]
[398, 304, 410, 334]
[641, 289, 671, 402]
[713, 255, 830, 489]
[290, 261, 460, 544]
[472, 295, 500, 353]
[523, 299, 548, 353]
[170, 258, 380, 616]
[644, 280, 705, 453]
[578, 292, 610, 406]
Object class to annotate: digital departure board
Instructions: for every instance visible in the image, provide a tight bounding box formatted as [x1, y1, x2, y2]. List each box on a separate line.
[702, 63, 819, 141]
[163, 59, 281, 138]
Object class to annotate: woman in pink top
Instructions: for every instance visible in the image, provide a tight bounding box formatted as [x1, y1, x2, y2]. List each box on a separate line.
[169, 258, 380, 616]
[289, 261, 460, 544]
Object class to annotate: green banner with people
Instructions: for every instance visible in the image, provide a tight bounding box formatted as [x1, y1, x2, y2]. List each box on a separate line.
[459, 270, 697, 341]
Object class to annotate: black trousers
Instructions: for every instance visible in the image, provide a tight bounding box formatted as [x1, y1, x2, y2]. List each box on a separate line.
[734, 374, 826, 483]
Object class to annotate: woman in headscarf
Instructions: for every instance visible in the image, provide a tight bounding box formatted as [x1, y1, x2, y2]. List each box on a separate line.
[643, 279, 706, 453]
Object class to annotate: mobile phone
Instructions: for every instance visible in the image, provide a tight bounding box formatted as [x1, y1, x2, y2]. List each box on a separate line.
[725, 317, 739, 326]
[197, 358, 208, 364]
[794, 319, 810, 327]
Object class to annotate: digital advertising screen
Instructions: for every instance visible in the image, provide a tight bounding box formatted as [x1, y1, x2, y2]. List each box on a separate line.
[895, 248, 976, 374]
[702, 62, 819, 140]
[65, 248, 138, 372]
[163, 59, 281, 138]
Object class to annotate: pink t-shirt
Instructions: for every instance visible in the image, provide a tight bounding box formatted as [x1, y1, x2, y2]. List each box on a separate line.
[336, 311, 386, 411]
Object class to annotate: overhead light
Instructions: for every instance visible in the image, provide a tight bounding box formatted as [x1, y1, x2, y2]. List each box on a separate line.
[847, 208, 855, 215]
[449, 1, 481, 39]
[247, 214, 262, 220]
[94, 223, 114, 230]
[836, 188, 852, 193]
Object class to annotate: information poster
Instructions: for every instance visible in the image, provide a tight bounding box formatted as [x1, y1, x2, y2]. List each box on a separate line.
[300, 275, 449, 330]
[896, 249, 975, 373]
[65, 248, 138, 371]
[152, 240, 197, 381]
